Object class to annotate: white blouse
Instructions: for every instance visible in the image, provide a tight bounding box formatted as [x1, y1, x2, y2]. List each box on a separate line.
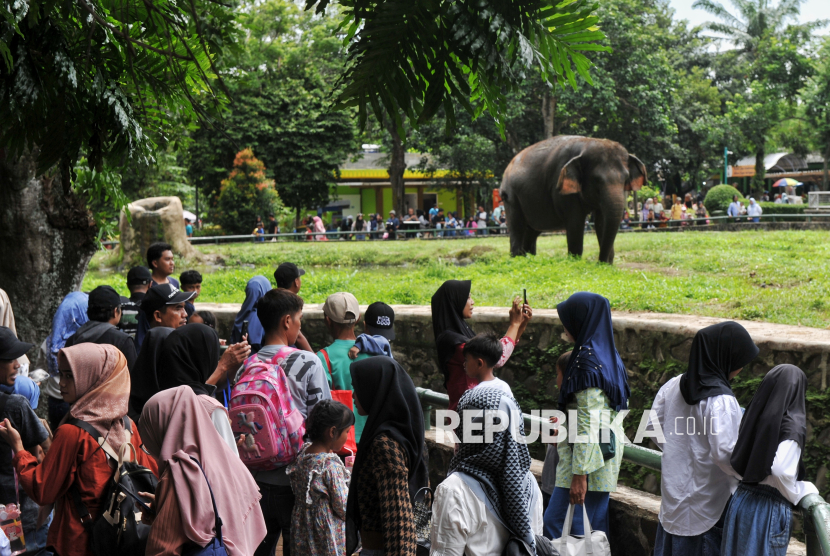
[649, 376, 743, 536]
[430, 472, 543, 556]
[759, 440, 818, 505]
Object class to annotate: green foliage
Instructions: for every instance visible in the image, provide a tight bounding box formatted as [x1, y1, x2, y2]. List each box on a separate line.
[73, 160, 129, 245]
[0, 0, 237, 184]
[758, 202, 805, 214]
[637, 185, 661, 202]
[704, 184, 744, 214]
[215, 149, 282, 235]
[305, 0, 610, 135]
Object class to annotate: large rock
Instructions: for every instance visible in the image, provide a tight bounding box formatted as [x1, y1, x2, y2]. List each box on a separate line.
[120, 197, 199, 267]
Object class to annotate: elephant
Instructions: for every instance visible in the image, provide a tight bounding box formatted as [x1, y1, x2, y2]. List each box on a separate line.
[499, 136, 647, 263]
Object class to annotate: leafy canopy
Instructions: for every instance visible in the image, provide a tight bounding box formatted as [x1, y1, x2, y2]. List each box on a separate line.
[306, 0, 611, 133]
[216, 148, 282, 235]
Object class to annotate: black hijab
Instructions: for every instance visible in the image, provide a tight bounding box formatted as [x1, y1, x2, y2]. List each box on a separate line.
[157, 323, 221, 397]
[731, 365, 807, 483]
[679, 321, 759, 405]
[129, 326, 173, 420]
[346, 356, 428, 554]
[431, 280, 476, 381]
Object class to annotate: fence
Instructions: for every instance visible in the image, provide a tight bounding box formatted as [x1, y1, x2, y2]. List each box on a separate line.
[99, 213, 830, 248]
[414, 387, 830, 556]
[809, 192, 830, 209]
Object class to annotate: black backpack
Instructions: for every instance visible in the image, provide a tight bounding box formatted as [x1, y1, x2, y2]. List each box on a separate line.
[66, 417, 159, 556]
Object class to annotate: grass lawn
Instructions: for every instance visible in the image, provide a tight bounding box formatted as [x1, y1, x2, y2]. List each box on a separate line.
[84, 230, 830, 328]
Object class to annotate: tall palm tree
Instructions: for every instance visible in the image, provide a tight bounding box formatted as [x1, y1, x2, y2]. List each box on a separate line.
[692, 0, 813, 53]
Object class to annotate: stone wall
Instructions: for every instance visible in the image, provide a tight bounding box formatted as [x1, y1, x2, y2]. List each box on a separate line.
[199, 302, 830, 502]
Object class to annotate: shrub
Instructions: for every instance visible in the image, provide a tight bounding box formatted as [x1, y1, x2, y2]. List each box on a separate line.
[216, 149, 282, 235]
[758, 202, 805, 214]
[704, 184, 744, 214]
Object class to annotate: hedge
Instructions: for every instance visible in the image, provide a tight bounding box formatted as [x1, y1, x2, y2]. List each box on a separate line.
[758, 202, 806, 214]
[704, 184, 744, 214]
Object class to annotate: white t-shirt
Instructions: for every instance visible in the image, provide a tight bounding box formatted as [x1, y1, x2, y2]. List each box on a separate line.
[648, 376, 742, 536]
[430, 472, 543, 556]
[474, 378, 514, 398]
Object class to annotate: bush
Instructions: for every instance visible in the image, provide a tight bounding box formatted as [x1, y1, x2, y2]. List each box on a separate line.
[759, 202, 805, 214]
[704, 184, 744, 215]
[215, 149, 282, 235]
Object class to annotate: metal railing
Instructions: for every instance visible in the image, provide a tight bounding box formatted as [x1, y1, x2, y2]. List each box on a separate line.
[809, 192, 830, 209]
[415, 387, 830, 555]
[98, 213, 830, 248]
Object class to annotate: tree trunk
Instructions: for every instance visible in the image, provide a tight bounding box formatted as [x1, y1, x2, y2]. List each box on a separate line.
[541, 92, 556, 138]
[0, 148, 98, 356]
[752, 146, 766, 192]
[823, 146, 829, 192]
[387, 124, 407, 218]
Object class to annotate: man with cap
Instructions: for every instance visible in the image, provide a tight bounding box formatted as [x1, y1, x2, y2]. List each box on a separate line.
[134, 283, 195, 350]
[385, 210, 400, 240]
[274, 263, 313, 352]
[65, 285, 138, 369]
[316, 292, 371, 441]
[119, 266, 152, 340]
[0, 327, 51, 548]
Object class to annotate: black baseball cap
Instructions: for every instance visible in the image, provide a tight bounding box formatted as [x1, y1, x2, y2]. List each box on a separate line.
[0, 327, 33, 361]
[127, 266, 152, 286]
[364, 302, 395, 340]
[274, 262, 306, 289]
[141, 283, 196, 317]
[88, 285, 122, 309]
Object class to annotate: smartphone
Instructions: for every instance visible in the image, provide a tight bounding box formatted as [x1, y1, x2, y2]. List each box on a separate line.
[241, 320, 249, 341]
[523, 288, 527, 305]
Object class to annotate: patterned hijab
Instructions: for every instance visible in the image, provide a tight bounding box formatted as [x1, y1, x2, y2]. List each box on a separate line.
[449, 387, 535, 552]
[58, 343, 131, 452]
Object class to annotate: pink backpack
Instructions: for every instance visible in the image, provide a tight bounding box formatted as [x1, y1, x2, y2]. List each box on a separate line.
[229, 347, 305, 470]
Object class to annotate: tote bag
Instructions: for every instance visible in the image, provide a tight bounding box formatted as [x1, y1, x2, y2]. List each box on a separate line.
[554, 504, 611, 556]
[319, 349, 358, 457]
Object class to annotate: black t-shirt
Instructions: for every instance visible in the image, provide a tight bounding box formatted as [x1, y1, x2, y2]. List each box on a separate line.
[65, 321, 138, 370]
[267, 221, 278, 234]
[0, 394, 48, 539]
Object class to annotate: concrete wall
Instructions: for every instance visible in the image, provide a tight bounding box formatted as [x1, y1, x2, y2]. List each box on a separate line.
[199, 302, 830, 502]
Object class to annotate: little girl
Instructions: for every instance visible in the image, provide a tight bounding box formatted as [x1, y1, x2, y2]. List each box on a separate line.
[287, 400, 353, 556]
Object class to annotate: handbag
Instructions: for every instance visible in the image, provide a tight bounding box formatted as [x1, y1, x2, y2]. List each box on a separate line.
[320, 349, 358, 457]
[182, 457, 228, 556]
[553, 504, 611, 556]
[412, 487, 432, 556]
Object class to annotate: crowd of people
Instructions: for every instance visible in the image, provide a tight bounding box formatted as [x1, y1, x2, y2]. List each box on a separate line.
[0, 240, 819, 556]
[259, 203, 508, 243]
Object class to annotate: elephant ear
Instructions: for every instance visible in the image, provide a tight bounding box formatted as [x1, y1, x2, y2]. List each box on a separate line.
[626, 155, 647, 191]
[556, 155, 582, 195]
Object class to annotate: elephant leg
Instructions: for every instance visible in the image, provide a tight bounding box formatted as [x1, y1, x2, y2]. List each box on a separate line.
[594, 208, 620, 264]
[565, 214, 585, 258]
[522, 228, 541, 255]
[507, 203, 529, 257]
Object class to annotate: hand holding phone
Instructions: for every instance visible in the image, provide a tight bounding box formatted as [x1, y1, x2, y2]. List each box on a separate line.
[241, 320, 249, 342]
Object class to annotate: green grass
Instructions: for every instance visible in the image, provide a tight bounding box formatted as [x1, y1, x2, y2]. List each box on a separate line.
[83, 230, 830, 328]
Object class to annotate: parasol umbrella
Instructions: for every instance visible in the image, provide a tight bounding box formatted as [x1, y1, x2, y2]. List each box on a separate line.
[182, 210, 197, 222]
[772, 178, 799, 189]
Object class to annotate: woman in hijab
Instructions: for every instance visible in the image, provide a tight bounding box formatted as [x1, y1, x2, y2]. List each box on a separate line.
[650, 321, 759, 556]
[721, 365, 817, 556]
[231, 275, 271, 351]
[431, 387, 544, 555]
[346, 356, 428, 556]
[156, 323, 238, 453]
[140, 386, 266, 556]
[312, 216, 328, 241]
[431, 280, 531, 411]
[0, 344, 157, 556]
[129, 326, 174, 420]
[544, 292, 630, 539]
[353, 213, 368, 240]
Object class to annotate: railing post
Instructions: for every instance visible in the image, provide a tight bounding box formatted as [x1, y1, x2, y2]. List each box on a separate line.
[423, 404, 432, 431]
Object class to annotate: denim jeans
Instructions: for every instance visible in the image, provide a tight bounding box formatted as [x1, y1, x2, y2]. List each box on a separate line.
[721, 484, 792, 556]
[543, 486, 610, 539]
[254, 483, 295, 556]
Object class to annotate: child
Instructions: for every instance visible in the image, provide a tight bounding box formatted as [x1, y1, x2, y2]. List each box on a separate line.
[463, 332, 511, 397]
[721, 364, 818, 556]
[347, 302, 396, 360]
[286, 400, 352, 556]
[188, 310, 216, 330]
[179, 270, 202, 321]
[540, 350, 571, 509]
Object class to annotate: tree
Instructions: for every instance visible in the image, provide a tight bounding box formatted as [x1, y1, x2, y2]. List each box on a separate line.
[802, 39, 830, 190]
[0, 0, 236, 347]
[216, 149, 282, 234]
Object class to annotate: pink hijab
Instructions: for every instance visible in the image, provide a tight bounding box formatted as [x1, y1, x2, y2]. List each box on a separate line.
[58, 343, 130, 452]
[312, 216, 328, 241]
[139, 387, 266, 556]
